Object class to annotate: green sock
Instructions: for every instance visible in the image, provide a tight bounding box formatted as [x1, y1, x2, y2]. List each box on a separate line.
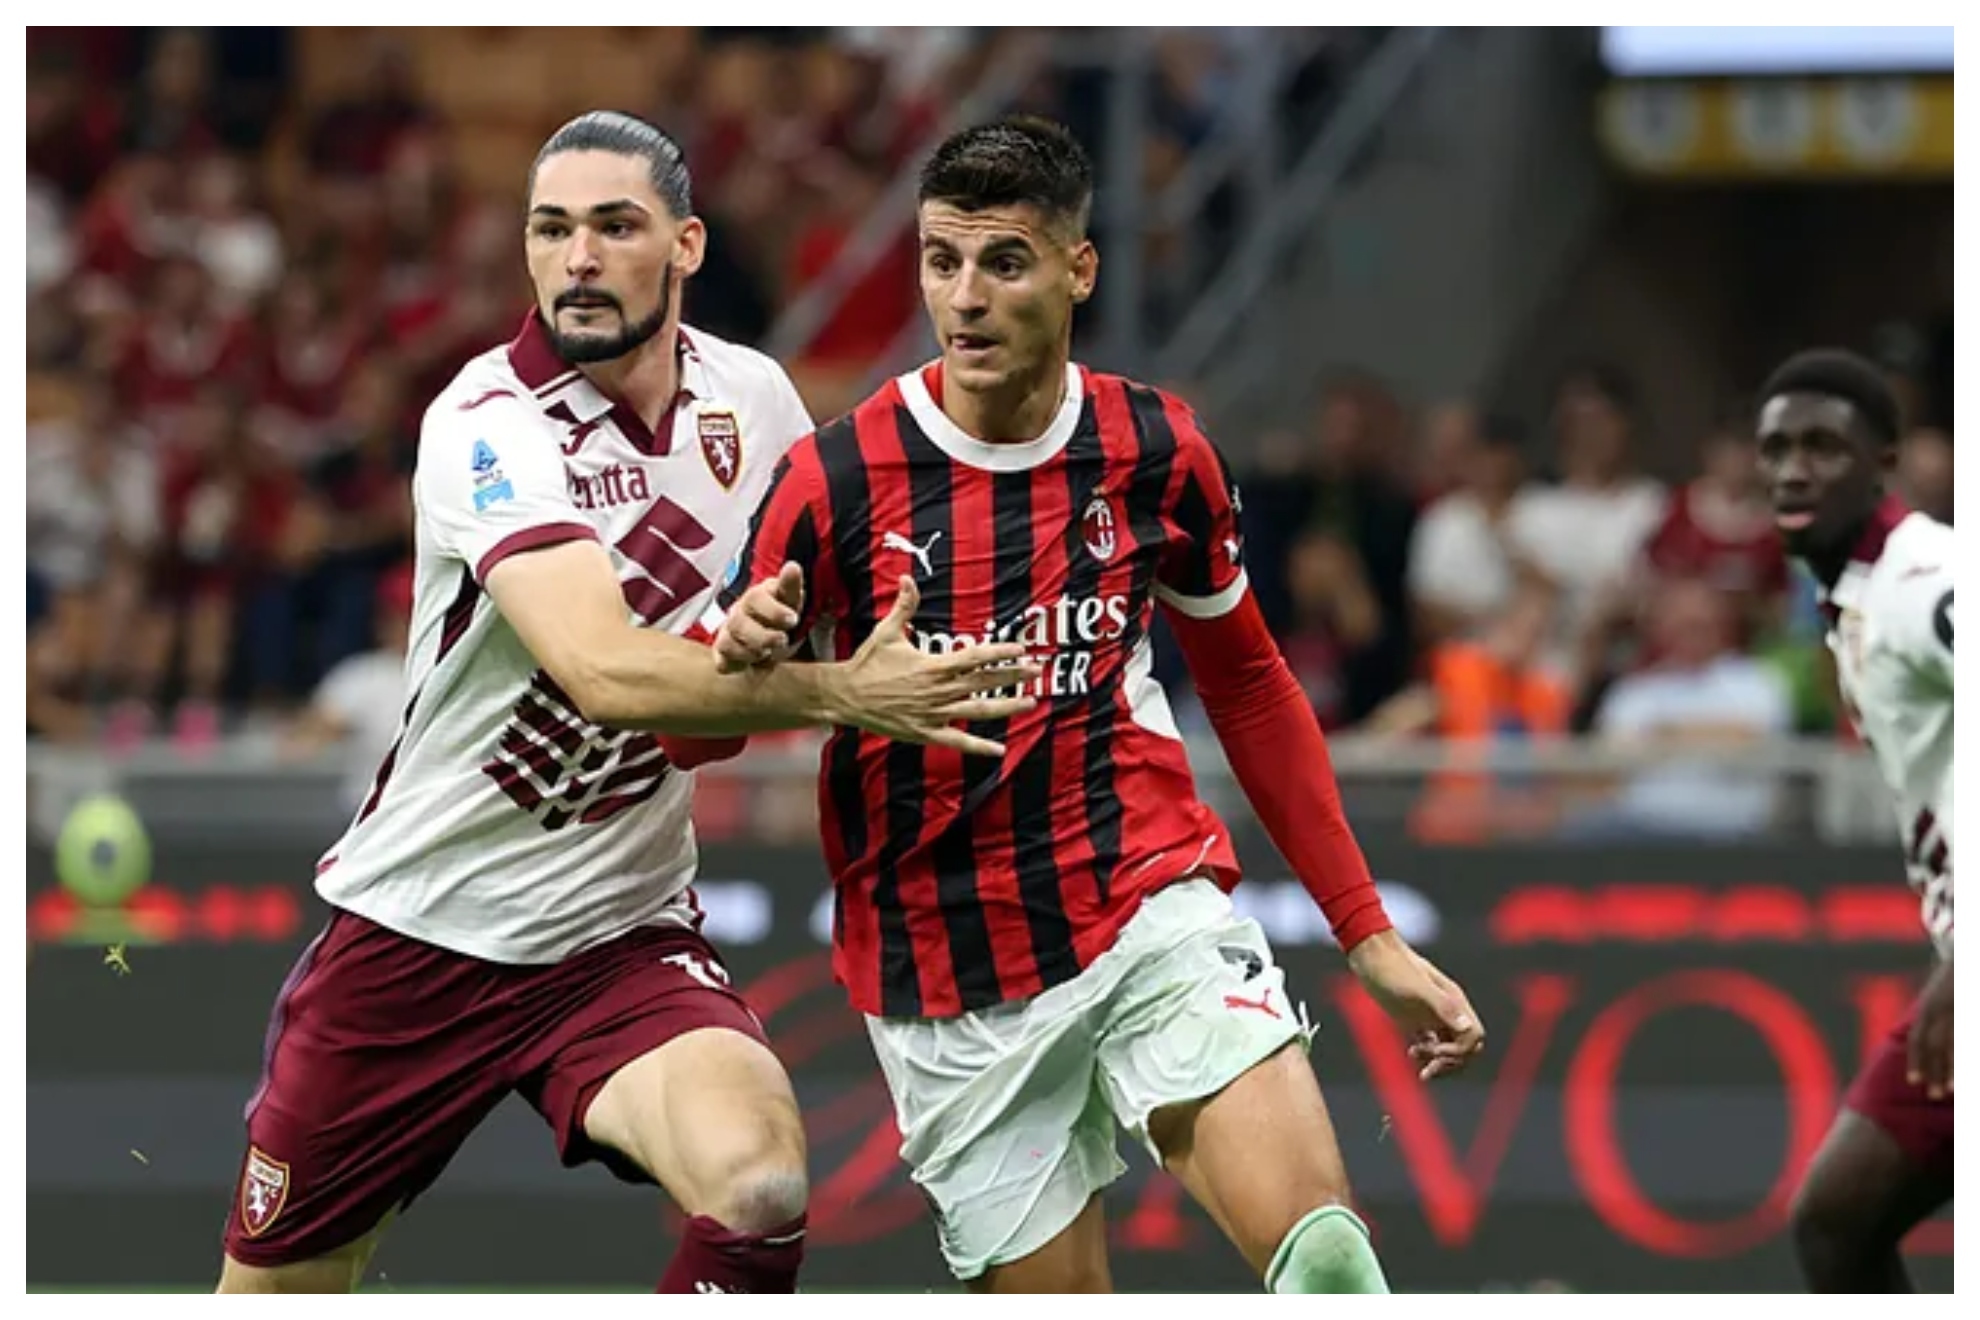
[1264, 1205, 1391, 1294]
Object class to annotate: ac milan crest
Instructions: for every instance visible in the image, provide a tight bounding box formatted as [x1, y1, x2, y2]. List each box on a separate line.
[240, 1146, 290, 1237]
[1082, 494, 1117, 562]
[698, 410, 742, 490]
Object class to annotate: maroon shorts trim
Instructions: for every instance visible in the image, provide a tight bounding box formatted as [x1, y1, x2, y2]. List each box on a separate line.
[1842, 1009, 1954, 1172]
[223, 908, 767, 1267]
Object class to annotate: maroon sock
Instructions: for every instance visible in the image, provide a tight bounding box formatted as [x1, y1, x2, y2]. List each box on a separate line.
[657, 1213, 807, 1293]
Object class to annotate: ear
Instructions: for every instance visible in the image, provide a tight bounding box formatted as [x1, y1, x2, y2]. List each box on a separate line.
[1878, 437, 1902, 479]
[1069, 239, 1098, 305]
[672, 215, 708, 279]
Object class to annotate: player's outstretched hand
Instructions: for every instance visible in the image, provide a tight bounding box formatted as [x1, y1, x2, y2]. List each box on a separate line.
[1347, 930, 1486, 1081]
[835, 576, 1041, 757]
[716, 563, 805, 674]
[1907, 957, 1953, 1099]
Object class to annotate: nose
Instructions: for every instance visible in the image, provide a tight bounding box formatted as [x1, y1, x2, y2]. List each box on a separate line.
[1769, 446, 1813, 489]
[564, 228, 602, 281]
[948, 263, 989, 317]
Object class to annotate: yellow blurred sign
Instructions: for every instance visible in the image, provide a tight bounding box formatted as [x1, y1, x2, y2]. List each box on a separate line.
[1599, 77, 1952, 178]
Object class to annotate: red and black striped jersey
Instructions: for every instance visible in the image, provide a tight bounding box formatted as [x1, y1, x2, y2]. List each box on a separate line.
[726, 361, 1252, 1017]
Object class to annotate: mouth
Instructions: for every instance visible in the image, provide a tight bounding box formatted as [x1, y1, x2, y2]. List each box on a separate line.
[556, 294, 619, 315]
[1773, 504, 1818, 533]
[949, 333, 999, 356]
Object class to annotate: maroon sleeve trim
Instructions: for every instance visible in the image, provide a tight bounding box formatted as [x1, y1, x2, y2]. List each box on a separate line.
[474, 522, 600, 585]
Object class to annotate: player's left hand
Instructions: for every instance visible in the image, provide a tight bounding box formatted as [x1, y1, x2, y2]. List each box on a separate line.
[1347, 930, 1486, 1081]
[715, 563, 805, 674]
[1907, 957, 1953, 1099]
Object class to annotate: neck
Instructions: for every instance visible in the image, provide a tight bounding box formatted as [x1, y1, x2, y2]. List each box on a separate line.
[577, 325, 680, 430]
[942, 348, 1067, 443]
[1802, 515, 1871, 592]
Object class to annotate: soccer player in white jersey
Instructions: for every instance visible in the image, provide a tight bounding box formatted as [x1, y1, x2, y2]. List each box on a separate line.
[1757, 349, 1952, 1292]
[216, 112, 1036, 1294]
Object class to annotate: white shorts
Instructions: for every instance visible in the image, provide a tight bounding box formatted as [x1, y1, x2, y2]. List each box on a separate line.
[865, 877, 1308, 1280]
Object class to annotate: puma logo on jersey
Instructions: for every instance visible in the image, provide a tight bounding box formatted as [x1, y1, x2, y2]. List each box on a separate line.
[882, 529, 942, 579]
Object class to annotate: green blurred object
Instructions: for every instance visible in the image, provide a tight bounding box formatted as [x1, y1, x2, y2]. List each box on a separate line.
[54, 793, 153, 908]
[1757, 639, 1838, 735]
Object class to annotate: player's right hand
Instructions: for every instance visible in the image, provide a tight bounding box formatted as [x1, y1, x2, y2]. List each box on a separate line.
[1906, 957, 1953, 1099]
[1347, 930, 1486, 1081]
[715, 563, 805, 674]
[836, 575, 1041, 757]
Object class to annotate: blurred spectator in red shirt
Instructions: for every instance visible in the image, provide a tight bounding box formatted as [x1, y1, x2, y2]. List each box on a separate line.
[1635, 418, 1788, 658]
[141, 389, 301, 748]
[256, 267, 376, 465]
[75, 150, 191, 323]
[111, 254, 254, 427]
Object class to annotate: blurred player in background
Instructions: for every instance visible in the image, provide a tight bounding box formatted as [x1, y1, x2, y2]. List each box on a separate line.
[217, 111, 1034, 1294]
[716, 117, 1483, 1293]
[1757, 350, 1953, 1292]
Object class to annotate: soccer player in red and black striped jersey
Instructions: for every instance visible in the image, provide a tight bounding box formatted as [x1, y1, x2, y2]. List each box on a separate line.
[713, 117, 1485, 1293]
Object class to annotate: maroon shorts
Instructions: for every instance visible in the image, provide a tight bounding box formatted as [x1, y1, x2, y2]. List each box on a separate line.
[1842, 1009, 1955, 1172]
[223, 908, 767, 1267]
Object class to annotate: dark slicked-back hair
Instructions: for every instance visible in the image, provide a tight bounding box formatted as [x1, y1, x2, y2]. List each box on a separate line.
[917, 116, 1094, 238]
[529, 110, 692, 218]
[1758, 348, 1902, 446]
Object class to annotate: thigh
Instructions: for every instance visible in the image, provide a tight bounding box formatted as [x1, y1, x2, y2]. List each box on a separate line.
[1094, 879, 1306, 1162]
[866, 989, 1125, 1285]
[1150, 1043, 1355, 1277]
[1839, 1013, 1956, 1183]
[517, 926, 787, 1196]
[223, 911, 514, 1277]
[1798, 1018, 1956, 1235]
[969, 1193, 1112, 1294]
[1095, 881, 1338, 1273]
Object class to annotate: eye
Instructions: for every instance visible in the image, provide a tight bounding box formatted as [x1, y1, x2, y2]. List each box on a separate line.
[926, 252, 958, 275]
[603, 220, 637, 239]
[534, 223, 568, 241]
[991, 255, 1026, 278]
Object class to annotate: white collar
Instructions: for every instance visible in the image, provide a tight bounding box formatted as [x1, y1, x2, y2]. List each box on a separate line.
[896, 362, 1084, 473]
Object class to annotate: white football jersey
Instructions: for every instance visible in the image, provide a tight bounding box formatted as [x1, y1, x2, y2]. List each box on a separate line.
[1824, 503, 1954, 959]
[313, 316, 813, 963]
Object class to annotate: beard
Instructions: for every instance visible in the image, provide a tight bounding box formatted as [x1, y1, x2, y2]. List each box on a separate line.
[547, 266, 674, 365]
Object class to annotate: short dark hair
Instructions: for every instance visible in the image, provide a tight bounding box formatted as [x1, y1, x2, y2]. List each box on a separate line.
[917, 116, 1094, 237]
[1758, 348, 1901, 446]
[529, 110, 692, 218]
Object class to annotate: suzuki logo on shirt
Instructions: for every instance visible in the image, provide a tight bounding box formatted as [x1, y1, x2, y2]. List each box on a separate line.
[567, 463, 654, 510]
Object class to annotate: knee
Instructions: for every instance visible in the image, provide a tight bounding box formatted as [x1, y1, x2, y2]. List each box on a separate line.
[702, 1113, 808, 1233]
[1788, 1179, 1869, 1280]
[709, 1158, 808, 1235]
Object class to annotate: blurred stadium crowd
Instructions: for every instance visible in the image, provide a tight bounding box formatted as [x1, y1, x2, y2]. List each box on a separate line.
[25, 29, 1955, 845]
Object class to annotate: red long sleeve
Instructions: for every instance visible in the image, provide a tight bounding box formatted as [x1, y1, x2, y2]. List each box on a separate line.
[1166, 591, 1391, 952]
